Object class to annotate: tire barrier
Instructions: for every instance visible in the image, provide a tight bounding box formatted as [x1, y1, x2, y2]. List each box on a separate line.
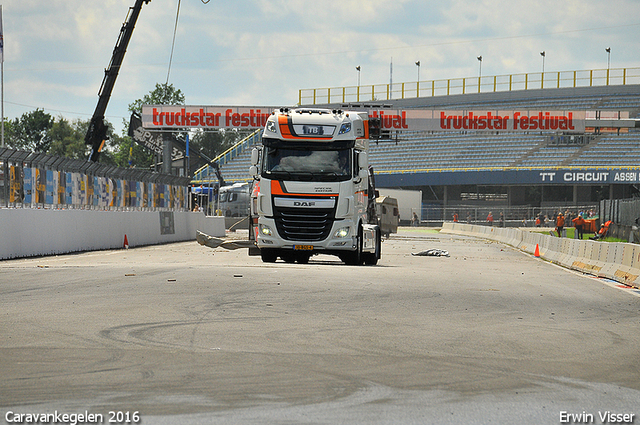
[441, 222, 640, 289]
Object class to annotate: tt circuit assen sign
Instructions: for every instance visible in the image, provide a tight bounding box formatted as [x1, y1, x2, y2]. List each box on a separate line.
[375, 168, 640, 188]
[141, 105, 587, 133]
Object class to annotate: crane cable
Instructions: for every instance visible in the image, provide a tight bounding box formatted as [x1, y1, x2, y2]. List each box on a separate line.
[165, 0, 181, 87]
[166, 0, 210, 87]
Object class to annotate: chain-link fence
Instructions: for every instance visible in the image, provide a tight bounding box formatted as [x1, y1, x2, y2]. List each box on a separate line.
[600, 198, 640, 227]
[0, 148, 191, 211]
[422, 204, 599, 228]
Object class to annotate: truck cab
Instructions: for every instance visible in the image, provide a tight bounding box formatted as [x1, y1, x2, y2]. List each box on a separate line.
[250, 108, 381, 265]
[218, 182, 251, 217]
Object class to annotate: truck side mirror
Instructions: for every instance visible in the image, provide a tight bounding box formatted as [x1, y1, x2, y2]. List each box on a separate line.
[249, 165, 259, 179]
[368, 117, 381, 139]
[358, 151, 368, 170]
[250, 148, 259, 166]
[354, 151, 368, 182]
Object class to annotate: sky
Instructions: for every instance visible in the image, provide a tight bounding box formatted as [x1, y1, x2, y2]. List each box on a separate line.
[2, 0, 639, 135]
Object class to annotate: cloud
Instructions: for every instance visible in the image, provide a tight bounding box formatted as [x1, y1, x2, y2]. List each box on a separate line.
[1, 0, 638, 135]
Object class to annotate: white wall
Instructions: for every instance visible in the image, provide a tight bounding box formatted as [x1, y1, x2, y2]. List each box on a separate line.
[0, 209, 225, 260]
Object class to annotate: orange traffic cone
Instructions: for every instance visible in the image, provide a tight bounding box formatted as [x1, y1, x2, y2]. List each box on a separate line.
[123, 234, 129, 249]
[534, 243, 540, 257]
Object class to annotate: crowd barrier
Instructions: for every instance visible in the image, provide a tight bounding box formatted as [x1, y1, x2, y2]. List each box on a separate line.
[441, 222, 640, 289]
[0, 209, 225, 260]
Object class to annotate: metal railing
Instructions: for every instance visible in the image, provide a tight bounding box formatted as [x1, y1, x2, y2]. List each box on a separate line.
[0, 147, 191, 211]
[191, 129, 262, 184]
[299, 67, 640, 105]
[421, 204, 598, 227]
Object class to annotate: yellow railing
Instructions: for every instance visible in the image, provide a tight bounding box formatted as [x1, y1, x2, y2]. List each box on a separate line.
[191, 129, 261, 184]
[299, 67, 640, 105]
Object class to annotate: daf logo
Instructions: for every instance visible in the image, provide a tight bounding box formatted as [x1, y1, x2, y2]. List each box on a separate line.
[274, 197, 335, 208]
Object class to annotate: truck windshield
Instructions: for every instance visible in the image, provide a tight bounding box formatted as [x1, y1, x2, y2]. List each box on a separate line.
[263, 148, 351, 181]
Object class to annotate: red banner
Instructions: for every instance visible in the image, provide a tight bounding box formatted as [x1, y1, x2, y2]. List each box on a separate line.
[142, 105, 586, 133]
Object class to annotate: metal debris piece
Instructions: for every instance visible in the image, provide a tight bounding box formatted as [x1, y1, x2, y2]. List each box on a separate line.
[196, 230, 256, 250]
[411, 249, 450, 257]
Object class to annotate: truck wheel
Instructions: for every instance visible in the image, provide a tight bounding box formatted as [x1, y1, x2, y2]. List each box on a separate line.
[296, 253, 311, 264]
[281, 253, 296, 263]
[342, 225, 363, 265]
[363, 228, 380, 265]
[261, 249, 277, 263]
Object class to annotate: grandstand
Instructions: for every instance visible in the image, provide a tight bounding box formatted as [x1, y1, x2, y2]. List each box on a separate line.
[363, 84, 640, 205]
[194, 79, 640, 221]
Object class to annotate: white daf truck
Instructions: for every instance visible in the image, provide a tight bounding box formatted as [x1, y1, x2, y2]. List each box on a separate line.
[249, 108, 381, 265]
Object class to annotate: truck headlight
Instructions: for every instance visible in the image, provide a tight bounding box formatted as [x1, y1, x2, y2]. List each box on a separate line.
[260, 224, 273, 236]
[266, 121, 277, 133]
[333, 227, 350, 238]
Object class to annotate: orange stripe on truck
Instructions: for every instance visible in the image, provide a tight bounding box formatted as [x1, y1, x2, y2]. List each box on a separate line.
[278, 115, 294, 138]
[271, 180, 337, 197]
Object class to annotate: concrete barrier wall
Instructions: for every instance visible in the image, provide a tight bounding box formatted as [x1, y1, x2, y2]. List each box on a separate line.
[441, 222, 640, 289]
[0, 209, 225, 260]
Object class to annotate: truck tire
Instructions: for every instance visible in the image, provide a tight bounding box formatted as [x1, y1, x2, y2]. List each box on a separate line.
[296, 253, 311, 264]
[261, 249, 278, 263]
[363, 227, 380, 266]
[281, 253, 297, 263]
[341, 225, 363, 265]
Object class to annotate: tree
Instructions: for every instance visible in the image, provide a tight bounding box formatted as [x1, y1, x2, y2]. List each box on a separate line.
[128, 82, 185, 115]
[111, 136, 154, 169]
[189, 129, 240, 161]
[47, 118, 89, 159]
[1, 120, 17, 148]
[8, 109, 54, 152]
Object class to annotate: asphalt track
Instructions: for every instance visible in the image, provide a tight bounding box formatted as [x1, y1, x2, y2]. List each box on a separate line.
[1, 228, 639, 425]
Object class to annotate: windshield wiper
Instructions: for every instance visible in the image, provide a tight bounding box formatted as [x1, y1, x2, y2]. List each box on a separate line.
[266, 170, 292, 179]
[316, 171, 341, 181]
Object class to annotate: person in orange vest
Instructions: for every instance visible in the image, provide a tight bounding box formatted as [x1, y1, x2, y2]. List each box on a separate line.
[453, 212, 459, 222]
[591, 220, 612, 240]
[555, 212, 565, 237]
[572, 213, 586, 239]
[486, 212, 494, 226]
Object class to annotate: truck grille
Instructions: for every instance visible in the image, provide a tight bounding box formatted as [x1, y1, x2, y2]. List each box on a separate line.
[273, 206, 335, 242]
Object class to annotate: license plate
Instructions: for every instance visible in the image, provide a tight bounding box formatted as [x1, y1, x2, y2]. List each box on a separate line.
[294, 245, 313, 251]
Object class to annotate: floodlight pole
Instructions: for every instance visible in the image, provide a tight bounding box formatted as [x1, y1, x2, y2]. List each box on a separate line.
[477, 56, 482, 92]
[540, 51, 545, 88]
[605, 47, 611, 85]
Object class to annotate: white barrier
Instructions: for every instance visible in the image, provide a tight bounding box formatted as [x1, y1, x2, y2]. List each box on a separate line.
[615, 244, 640, 286]
[599, 243, 622, 281]
[441, 222, 640, 289]
[544, 236, 562, 264]
[0, 209, 225, 260]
